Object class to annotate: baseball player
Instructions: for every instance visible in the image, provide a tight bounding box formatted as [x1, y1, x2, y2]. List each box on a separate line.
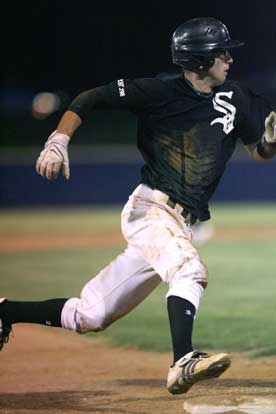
[1, 17, 276, 395]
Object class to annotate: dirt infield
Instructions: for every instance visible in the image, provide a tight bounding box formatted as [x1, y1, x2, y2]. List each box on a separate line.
[1, 226, 276, 253]
[0, 231, 125, 253]
[1, 325, 276, 414]
[1, 227, 276, 413]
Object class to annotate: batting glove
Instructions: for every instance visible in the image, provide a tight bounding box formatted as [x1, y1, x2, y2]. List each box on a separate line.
[36, 131, 70, 180]
[264, 111, 276, 143]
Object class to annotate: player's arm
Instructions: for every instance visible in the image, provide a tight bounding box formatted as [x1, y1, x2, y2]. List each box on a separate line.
[56, 110, 82, 137]
[245, 111, 276, 161]
[36, 87, 113, 180]
[36, 78, 163, 180]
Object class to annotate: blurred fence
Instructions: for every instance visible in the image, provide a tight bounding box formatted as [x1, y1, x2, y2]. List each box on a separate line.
[1, 109, 276, 207]
[1, 155, 276, 207]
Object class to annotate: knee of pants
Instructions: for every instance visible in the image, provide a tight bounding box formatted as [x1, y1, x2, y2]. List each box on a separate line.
[166, 257, 208, 310]
[173, 256, 208, 288]
[75, 307, 113, 333]
[61, 297, 113, 333]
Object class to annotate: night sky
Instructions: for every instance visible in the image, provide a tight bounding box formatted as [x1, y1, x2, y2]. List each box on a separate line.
[4, 0, 276, 98]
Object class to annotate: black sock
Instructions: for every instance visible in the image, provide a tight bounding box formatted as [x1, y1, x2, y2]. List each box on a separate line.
[167, 296, 196, 365]
[0, 299, 68, 327]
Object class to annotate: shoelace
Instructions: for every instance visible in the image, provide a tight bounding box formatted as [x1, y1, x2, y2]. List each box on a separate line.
[178, 351, 209, 368]
[191, 351, 208, 359]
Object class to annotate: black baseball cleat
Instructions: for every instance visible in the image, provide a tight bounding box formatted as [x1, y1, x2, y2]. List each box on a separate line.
[0, 298, 12, 352]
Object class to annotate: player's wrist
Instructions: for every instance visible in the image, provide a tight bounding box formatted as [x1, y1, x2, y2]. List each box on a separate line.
[264, 111, 276, 143]
[45, 131, 70, 149]
[264, 131, 276, 144]
[256, 135, 276, 159]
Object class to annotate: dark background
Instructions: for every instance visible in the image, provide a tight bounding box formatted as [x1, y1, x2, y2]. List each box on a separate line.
[3, 1, 276, 92]
[1, 1, 276, 206]
[3, 1, 276, 131]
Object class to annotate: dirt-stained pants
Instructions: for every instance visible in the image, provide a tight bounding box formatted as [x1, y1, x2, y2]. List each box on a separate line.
[61, 184, 208, 332]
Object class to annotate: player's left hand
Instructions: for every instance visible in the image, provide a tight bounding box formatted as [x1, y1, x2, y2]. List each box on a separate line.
[264, 111, 276, 143]
[36, 131, 70, 180]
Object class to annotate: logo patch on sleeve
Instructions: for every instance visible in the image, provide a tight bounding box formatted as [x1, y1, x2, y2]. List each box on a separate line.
[117, 79, 126, 97]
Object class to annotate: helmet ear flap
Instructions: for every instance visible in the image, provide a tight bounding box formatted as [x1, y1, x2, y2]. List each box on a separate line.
[192, 56, 215, 72]
[197, 56, 215, 71]
[172, 49, 215, 72]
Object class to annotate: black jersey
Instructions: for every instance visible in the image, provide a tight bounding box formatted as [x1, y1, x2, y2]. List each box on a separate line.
[90, 74, 273, 221]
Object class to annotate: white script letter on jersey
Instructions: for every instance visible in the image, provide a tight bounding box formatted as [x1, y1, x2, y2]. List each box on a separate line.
[210, 91, 236, 134]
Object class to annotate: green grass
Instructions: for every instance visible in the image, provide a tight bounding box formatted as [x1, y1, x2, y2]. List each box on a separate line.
[1, 204, 276, 355]
[0, 207, 121, 232]
[209, 202, 276, 226]
[194, 240, 276, 352]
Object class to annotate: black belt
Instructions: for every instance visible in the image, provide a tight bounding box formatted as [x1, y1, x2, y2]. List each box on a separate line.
[167, 198, 197, 225]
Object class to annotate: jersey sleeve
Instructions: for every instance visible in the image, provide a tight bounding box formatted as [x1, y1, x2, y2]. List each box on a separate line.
[236, 85, 274, 145]
[68, 77, 169, 120]
[101, 77, 168, 112]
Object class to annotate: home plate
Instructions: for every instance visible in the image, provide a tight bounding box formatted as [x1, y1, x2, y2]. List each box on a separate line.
[183, 396, 276, 414]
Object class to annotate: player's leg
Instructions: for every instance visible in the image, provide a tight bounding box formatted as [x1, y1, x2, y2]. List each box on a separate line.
[0, 245, 161, 350]
[0, 297, 67, 351]
[121, 185, 207, 357]
[121, 184, 231, 393]
[61, 245, 161, 333]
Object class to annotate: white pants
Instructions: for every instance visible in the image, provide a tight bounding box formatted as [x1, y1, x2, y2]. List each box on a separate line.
[61, 184, 208, 332]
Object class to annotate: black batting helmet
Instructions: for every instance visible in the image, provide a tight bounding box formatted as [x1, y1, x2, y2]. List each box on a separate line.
[171, 17, 244, 71]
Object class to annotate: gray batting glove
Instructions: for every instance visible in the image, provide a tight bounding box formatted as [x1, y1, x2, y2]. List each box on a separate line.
[36, 131, 70, 180]
[264, 111, 276, 143]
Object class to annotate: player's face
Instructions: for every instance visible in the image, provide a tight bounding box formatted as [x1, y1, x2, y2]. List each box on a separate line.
[208, 50, 233, 86]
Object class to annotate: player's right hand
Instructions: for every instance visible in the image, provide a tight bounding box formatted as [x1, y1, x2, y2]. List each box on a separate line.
[36, 131, 71, 180]
[264, 111, 276, 143]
